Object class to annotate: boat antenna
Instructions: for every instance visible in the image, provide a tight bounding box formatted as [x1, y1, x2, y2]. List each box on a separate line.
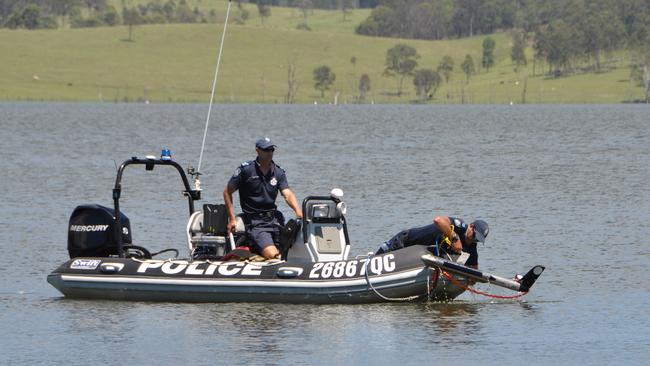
[192, 0, 233, 191]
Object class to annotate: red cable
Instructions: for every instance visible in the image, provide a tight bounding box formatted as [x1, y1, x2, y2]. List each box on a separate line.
[441, 271, 529, 299]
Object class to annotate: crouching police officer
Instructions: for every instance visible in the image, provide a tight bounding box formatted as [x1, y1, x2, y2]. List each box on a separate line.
[223, 137, 303, 259]
[377, 216, 489, 269]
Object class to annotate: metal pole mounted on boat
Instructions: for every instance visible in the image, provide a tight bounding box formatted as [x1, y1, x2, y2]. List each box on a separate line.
[195, 0, 233, 190]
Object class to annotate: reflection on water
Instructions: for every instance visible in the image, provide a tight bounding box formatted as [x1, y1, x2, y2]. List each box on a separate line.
[1, 103, 649, 365]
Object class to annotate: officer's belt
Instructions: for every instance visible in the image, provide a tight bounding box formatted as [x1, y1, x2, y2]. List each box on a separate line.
[245, 211, 276, 220]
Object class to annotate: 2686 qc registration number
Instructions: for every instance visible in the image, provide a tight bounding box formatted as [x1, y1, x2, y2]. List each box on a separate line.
[308, 254, 396, 279]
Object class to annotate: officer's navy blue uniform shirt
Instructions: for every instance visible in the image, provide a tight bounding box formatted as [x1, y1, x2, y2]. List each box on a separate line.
[405, 217, 479, 266]
[227, 159, 289, 214]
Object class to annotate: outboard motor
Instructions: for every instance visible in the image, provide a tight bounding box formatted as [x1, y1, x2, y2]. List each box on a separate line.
[67, 204, 132, 258]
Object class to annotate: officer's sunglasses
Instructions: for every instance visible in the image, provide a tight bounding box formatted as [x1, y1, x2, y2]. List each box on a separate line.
[260, 147, 275, 152]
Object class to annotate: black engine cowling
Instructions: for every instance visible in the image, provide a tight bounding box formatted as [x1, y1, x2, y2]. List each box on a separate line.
[67, 204, 132, 258]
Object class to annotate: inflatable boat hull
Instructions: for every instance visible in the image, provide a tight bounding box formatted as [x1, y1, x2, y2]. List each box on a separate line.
[47, 246, 467, 303]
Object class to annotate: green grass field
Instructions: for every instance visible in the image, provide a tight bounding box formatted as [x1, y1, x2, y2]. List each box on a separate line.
[0, 2, 645, 103]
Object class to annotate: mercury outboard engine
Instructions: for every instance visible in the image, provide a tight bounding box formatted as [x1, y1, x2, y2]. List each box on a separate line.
[67, 204, 132, 258]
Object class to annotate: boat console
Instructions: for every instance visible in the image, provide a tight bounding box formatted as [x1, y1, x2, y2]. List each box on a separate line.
[285, 192, 351, 262]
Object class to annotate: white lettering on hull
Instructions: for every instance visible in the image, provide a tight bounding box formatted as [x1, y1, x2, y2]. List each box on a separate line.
[309, 254, 396, 279]
[136, 261, 266, 277]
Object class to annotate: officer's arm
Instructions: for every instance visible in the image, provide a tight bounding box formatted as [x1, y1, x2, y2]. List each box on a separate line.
[433, 216, 462, 253]
[281, 188, 303, 219]
[223, 185, 238, 233]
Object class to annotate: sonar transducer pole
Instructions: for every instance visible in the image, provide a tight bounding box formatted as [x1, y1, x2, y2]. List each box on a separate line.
[421, 254, 545, 293]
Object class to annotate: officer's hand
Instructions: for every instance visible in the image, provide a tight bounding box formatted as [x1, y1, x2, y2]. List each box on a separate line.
[451, 238, 463, 253]
[227, 221, 237, 233]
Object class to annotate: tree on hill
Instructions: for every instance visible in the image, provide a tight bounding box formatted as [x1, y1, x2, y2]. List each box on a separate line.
[461, 54, 475, 83]
[235, 1, 249, 24]
[535, 19, 574, 75]
[356, 6, 399, 37]
[122, 6, 142, 41]
[313, 65, 336, 98]
[453, 0, 482, 37]
[384, 44, 419, 96]
[358, 73, 370, 102]
[299, 0, 312, 22]
[340, 0, 353, 21]
[511, 30, 527, 73]
[176, 0, 196, 23]
[6, 4, 56, 29]
[83, 0, 107, 15]
[413, 69, 441, 102]
[257, 0, 271, 24]
[482, 36, 496, 72]
[50, 0, 82, 27]
[438, 55, 454, 84]
[630, 47, 650, 103]
[286, 57, 299, 104]
[162, 0, 176, 20]
[578, 6, 625, 71]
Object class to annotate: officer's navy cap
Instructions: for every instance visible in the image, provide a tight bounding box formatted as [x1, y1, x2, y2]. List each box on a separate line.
[472, 220, 489, 243]
[255, 137, 276, 150]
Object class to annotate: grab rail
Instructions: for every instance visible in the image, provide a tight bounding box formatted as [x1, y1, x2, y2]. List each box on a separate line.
[112, 157, 201, 257]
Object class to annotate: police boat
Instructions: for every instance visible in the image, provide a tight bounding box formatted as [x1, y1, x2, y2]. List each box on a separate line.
[47, 156, 545, 303]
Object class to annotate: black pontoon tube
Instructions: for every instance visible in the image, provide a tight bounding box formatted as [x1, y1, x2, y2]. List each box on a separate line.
[113, 157, 201, 257]
[421, 254, 545, 292]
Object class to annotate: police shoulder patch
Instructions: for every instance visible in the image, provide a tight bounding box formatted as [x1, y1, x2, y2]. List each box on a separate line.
[232, 167, 241, 177]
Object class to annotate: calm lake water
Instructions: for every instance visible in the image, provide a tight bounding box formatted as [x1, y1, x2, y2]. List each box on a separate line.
[1, 103, 648, 365]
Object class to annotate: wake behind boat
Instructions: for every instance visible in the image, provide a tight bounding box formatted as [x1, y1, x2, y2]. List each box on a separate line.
[47, 155, 544, 303]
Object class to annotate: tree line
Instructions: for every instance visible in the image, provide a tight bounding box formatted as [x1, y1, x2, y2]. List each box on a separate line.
[311, 35, 650, 103]
[308, 43, 478, 103]
[356, 0, 650, 88]
[0, 0, 218, 29]
[357, 0, 649, 44]
[248, 0, 378, 10]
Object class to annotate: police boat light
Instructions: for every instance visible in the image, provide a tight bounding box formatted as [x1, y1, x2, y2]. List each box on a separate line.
[161, 148, 173, 161]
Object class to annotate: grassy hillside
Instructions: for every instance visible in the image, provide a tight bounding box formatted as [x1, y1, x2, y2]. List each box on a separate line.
[0, 2, 645, 103]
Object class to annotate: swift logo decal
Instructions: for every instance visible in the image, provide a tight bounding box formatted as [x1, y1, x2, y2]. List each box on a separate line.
[70, 259, 101, 270]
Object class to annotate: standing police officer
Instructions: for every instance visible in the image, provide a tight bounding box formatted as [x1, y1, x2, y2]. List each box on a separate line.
[223, 137, 303, 259]
[376, 216, 489, 269]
